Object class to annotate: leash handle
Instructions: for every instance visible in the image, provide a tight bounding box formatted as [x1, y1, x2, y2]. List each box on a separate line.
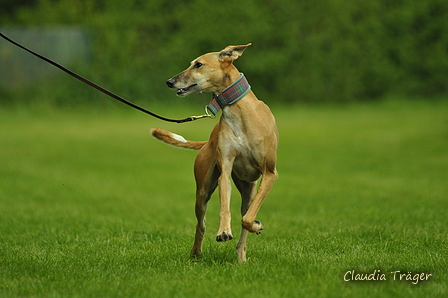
[0, 32, 210, 123]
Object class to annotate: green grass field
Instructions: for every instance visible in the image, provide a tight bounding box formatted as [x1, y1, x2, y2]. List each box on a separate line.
[1, 100, 447, 297]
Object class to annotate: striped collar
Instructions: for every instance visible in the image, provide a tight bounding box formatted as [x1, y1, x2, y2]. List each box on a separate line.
[206, 73, 251, 116]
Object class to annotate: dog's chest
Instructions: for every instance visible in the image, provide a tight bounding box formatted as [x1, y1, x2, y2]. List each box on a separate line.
[220, 111, 263, 181]
[221, 109, 251, 150]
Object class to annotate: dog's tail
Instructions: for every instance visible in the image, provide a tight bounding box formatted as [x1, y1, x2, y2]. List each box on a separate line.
[150, 128, 207, 150]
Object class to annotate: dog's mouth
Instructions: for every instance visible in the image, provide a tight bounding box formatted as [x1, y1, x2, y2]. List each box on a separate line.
[176, 84, 198, 96]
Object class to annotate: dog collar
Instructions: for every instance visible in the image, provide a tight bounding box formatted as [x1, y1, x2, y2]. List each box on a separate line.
[206, 73, 251, 116]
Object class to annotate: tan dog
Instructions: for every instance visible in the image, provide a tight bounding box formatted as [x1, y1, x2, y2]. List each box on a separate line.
[151, 44, 278, 262]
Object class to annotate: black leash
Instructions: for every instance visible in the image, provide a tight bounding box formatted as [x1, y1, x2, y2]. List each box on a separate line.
[0, 32, 211, 123]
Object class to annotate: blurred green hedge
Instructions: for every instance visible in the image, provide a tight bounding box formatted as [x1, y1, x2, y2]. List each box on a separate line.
[1, 0, 447, 105]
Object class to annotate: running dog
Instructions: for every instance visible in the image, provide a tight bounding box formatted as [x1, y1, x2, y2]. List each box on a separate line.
[151, 44, 278, 262]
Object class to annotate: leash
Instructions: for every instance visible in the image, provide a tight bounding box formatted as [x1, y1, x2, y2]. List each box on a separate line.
[0, 32, 212, 123]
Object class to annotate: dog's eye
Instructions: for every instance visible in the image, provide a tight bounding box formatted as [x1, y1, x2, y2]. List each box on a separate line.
[194, 62, 203, 69]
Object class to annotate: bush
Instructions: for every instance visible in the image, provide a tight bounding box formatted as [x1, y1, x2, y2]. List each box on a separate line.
[2, 0, 447, 105]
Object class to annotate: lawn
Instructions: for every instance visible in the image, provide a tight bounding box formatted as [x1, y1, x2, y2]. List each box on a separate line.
[0, 99, 447, 297]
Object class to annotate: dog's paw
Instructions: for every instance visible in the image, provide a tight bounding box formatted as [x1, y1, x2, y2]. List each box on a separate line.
[242, 219, 264, 234]
[254, 220, 264, 235]
[190, 252, 203, 262]
[216, 231, 233, 242]
[190, 247, 202, 258]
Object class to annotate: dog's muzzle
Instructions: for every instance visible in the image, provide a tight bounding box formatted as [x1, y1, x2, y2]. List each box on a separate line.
[166, 78, 198, 96]
[166, 78, 176, 88]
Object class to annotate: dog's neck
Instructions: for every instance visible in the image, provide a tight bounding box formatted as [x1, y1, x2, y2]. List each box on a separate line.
[206, 73, 251, 116]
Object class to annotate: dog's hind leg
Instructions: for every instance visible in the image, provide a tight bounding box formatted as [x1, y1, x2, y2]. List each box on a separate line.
[232, 173, 257, 262]
[191, 148, 219, 258]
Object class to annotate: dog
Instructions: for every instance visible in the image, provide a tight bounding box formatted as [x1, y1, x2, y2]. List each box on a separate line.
[151, 44, 278, 262]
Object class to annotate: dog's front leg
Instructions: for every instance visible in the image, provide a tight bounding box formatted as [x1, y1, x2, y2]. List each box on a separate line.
[216, 160, 234, 242]
[242, 169, 278, 233]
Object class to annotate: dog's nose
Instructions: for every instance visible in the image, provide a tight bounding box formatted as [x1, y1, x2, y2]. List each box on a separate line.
[166, 78, 175, 88]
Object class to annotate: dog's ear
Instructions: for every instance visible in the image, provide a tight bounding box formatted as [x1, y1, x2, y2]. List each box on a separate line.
[218, 43, 252, 62]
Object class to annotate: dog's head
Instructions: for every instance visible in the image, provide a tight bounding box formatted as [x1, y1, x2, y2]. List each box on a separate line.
[166, 43, 251, 96]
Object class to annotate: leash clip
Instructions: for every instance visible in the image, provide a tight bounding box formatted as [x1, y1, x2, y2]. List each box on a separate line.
[204, 105, 217, 119]
[184, 106, 216, 122]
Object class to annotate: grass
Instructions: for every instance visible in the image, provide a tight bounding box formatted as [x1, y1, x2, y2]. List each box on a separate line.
[0, 99, 447, 297]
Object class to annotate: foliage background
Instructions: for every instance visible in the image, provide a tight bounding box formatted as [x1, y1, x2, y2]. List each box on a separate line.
[1, 0, 447, 106]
